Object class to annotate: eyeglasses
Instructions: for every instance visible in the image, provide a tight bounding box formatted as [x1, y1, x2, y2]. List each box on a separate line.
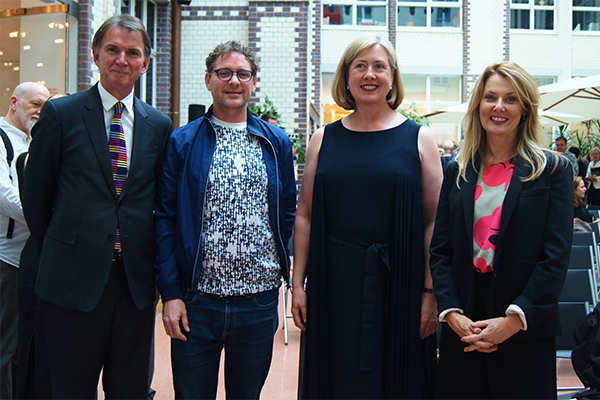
[213, 68, 255, 82]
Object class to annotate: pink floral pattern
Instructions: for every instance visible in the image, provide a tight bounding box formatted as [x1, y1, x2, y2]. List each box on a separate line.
[472, 161, 515, 273]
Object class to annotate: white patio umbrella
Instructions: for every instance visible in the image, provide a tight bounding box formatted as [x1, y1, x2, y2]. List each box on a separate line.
[424, 103, 586, 127]
[539, 75, 600, 120]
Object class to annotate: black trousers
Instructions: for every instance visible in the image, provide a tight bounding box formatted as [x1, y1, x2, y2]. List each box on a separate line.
[437, 272, 557, 399]
[44, 259, 154, 400]
[15, 239, 52, 399]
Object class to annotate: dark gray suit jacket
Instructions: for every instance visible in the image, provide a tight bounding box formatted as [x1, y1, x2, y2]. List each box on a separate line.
[22, 84, 172, 312]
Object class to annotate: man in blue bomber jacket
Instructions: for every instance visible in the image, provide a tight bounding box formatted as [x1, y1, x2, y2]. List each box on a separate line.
[154, 40, 296, 400]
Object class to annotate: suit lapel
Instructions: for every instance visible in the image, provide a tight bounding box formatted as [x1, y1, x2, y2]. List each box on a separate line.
[119, 97, 150, 198]
[82, 86, 117, 197]
[463, 160, 480, 244]
[497, 161, 527, 242]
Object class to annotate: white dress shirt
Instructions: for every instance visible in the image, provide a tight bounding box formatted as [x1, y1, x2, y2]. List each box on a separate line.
[97, 83, 134, 169]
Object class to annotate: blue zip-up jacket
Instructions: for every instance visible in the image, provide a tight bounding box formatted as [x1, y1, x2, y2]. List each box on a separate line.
[154, 106, 296, 302]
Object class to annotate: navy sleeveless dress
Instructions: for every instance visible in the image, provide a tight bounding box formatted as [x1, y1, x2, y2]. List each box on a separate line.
[298, 119, 436, 399]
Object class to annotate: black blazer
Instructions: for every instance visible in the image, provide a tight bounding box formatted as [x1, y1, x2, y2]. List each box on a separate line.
[22, 85, 172, 312]
[430, 153, 573, 340]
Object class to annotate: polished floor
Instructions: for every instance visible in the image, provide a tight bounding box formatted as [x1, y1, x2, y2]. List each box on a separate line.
[99, 288, 585, 399]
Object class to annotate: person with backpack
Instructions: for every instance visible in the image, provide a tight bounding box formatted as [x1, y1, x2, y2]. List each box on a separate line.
[0, 81, 49, 399]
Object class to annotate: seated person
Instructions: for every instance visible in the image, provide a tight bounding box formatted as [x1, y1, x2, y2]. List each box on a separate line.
[575, 175, 594, 224]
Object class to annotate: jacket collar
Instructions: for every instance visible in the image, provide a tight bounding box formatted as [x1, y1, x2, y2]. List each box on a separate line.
[497, 157, 529, 242]
[201, 105, 276, 141]
[82, 84, 147, 200]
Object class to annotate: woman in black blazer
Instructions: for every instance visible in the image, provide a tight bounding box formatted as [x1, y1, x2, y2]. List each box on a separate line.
[429, 61, 573, 399]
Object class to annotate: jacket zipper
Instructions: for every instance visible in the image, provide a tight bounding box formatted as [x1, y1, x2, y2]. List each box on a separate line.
[189, 124, 215, 292]
[248, 130, 290, 269]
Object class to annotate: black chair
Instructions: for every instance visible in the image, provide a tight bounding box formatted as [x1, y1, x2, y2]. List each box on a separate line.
[590, 222, 600, 244]
[573, 232, 598, 265]
[569, 245, 595, 270]
[560, 269, 597, 305]
[556, 301, 589, 391]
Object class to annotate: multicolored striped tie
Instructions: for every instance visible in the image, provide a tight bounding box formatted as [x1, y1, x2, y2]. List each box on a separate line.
[109, 101, 127, 251]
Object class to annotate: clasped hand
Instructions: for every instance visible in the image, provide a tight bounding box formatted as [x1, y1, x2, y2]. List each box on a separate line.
[446, 312, 523, 353]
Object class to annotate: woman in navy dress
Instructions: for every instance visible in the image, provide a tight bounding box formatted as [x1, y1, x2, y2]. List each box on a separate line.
[291, 35, 442, 399]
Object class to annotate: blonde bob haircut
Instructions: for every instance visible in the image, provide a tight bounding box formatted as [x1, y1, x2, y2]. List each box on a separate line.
[331, 35, 404, 111]
[456, 61, 557, 187]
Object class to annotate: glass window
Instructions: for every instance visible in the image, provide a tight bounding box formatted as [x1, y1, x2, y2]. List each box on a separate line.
[535, 77, 555, 87]
[573, 0, 600, 31]
[430, 76, 461, 102]
[398, 6, 427, 26]
[398, 0, 461, 28]
[574, 0, 600, 6]
[357, 5, 387, 26]
[510, 0, 555, 30]
[403, 75, 428, 102]
[0, 1, 74, 112]
[511, 9, 530, 29]
[534, 9, 554, 29]
[431, 6, 460, 27]
[323, 2, 387, 26]
[323, 4, 353, 25]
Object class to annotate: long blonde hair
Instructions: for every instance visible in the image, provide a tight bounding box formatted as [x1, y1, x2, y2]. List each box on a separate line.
[455, 61, 555, 186]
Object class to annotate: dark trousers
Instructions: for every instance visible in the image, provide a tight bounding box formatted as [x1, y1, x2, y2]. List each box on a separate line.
[15, 239, 52, 399]
[171, 288, 279, 400]
[437, 324, 556, 399]
[437, 272, 557, 399]
[0, 260, 18, 400]
[44, 259, 154, 399]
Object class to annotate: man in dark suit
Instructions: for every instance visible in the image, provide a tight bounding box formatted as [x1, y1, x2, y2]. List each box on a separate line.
[21, 15, 172, 399]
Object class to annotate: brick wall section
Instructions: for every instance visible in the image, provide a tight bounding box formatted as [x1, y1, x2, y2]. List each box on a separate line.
[311, 1, 322, 113]
[78, 0, 170, 114]
[461, 0, 470, 101]
[78, 0, 121, 92]
[77, 0, 95, 92]
[179, 2, 310, 141]
[249, 2, 310, 195]
[388, 0, 396, 47]
[502, 0, 510, 62]
[155, 2, 172, 115]
[464, 0, 505, 93]
[180, 5, 250, 123]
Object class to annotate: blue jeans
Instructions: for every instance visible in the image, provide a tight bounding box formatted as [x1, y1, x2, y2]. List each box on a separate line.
[171, 288, 279, 400]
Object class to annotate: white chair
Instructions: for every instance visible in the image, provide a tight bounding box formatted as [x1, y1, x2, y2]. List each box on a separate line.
[280, 279, 294, 345]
